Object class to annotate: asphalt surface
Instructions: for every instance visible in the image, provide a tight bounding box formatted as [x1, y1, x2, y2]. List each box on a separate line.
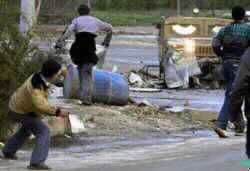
[0, 135, 248, 171]
[103, 35, 159, 73]
[74, 137, 247, 171]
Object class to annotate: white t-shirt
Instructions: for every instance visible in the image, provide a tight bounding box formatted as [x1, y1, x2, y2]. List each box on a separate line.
[60, 15, 112, 41]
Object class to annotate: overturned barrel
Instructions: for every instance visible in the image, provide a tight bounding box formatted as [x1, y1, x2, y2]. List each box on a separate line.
[63, 64, 129, 105]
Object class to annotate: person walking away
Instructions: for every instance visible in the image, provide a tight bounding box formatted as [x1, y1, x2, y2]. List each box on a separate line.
[56, 4, 113, 105]
[212, 6, 250, 138]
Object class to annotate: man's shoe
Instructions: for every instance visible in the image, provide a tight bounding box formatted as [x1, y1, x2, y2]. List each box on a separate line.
[214, 127, 228, 138]
[2, 152, 18, 160]
[235, 129, 245, 136]
[27, 163, 51, 170]
[235, 132, 244, 136]
[235, 123, 245, 136]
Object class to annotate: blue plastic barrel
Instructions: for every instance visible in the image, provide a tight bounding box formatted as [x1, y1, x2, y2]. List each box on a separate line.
[63, 64, 129, 105]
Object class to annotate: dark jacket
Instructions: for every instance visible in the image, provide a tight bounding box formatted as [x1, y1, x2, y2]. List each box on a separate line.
[70, 32, 98, 65]
[229, 48, 250, 121]
[212, 22, 250, 62]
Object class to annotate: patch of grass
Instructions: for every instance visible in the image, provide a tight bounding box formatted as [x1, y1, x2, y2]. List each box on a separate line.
[38, 9, 170, 26]
[38, 9, 232, 27]
[92, 10, 164, 26]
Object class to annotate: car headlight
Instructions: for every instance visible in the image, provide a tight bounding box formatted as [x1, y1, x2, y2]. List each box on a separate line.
[184, 39, 195, 53]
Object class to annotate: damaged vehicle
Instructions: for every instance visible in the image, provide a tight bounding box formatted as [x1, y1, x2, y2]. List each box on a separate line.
[157, 16, 232, 88]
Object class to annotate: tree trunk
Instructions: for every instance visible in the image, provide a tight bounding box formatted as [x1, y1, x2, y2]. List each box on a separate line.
[87, 0, 91, 8]
[19, 0, 36, 33]
[35, 0, 42, 17]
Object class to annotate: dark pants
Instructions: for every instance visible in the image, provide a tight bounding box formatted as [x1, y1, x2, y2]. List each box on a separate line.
[216, 60, 244, 129]
[2, 111, 50, 165]
[247, 120, 250, 157]
[247, 118, 250, 158]
[245, 98, 250, 157]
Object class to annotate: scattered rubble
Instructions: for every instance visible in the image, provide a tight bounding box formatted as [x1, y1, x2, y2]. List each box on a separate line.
[136, 99, 155, 107]
[68, 114, 86, 134]
[45, 98, 214, 137]
[129, 72, 144, 87]
[127, 67, 225, 90]
[112, 65, 118, 73]
[129, 87, 162, 92]
[127, 69, 164, 90]
[166, 106, 185, 113]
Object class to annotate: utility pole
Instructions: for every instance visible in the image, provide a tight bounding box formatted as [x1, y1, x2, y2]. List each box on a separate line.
[177, 0, 181, 16]
[87, 0, 91, 8]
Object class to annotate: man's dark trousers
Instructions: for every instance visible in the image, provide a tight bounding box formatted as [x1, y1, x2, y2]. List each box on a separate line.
[216, 60, 245, 129]
[247, 118, 250, 158]
[2, 111, 50, 165]
[245, 98, 250, 157]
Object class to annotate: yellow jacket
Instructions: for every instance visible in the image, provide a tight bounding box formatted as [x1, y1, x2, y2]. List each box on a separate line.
[9, 74, 57, 116]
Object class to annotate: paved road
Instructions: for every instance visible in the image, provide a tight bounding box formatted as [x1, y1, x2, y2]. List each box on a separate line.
[80, 138, 247, 171]
[0, 135, 248, 171]
[103, 35, 158, 73]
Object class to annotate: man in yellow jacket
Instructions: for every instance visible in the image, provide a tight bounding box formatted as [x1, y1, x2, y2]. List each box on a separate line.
[2, 59, 68, 170]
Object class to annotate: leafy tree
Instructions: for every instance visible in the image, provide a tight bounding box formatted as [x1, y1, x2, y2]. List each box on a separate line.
[0, 4, 40, 140]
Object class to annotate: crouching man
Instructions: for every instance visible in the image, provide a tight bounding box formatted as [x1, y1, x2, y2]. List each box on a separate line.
[2, 59, 69, 170]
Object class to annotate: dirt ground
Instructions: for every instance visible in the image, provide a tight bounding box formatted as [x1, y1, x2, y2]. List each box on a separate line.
[50, 98, 214, 139]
